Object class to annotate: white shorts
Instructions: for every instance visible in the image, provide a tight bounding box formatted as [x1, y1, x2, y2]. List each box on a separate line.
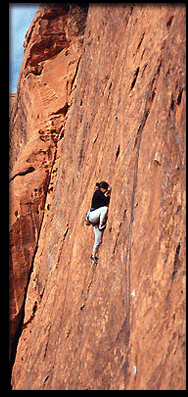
[88, 206, 108, 225]
[88, 206, 108, 253]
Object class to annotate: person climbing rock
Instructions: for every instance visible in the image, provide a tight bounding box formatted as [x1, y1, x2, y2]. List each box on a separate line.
[86, 181, 111, 264]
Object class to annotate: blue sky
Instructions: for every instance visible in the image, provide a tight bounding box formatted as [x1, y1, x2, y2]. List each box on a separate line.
[9, 4, 40, 93]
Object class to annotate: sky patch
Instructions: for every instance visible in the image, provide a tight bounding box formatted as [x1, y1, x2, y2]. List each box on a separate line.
[9, 4, 40, 93]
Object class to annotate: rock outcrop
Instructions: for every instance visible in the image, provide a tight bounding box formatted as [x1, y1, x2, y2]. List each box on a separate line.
[9, 2, 88, 362]
[10, 4, 186, 390]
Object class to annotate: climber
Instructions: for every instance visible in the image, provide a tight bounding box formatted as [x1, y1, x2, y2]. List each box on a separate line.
[86, 181, 111, 264]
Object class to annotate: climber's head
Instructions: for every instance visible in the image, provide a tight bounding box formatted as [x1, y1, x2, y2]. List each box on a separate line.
[96, 181, 109, 193]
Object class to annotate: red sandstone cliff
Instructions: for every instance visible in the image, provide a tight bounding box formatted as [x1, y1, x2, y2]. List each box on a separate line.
[10, 4, 186, 390]
[9, 3, 88, 363]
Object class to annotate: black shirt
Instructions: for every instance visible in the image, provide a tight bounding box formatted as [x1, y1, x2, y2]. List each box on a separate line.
[91, 189, 110, 210]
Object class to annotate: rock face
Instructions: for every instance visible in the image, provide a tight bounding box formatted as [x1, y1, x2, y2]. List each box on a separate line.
[9, 3, 88, 362]
[10, 4, 186, 390]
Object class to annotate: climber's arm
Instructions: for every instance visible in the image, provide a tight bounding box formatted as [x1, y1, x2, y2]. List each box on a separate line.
[104, 186, 112, 197]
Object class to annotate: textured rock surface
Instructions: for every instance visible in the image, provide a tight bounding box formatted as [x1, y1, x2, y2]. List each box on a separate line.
[10, 4, 186, 390]
[9, 3, 88, 362]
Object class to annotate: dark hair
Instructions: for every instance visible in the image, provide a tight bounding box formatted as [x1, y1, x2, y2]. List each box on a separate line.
[96, 181, 109, 190]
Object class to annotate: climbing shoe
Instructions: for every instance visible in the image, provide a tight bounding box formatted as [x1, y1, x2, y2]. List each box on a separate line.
[99, 223, 106, 232]
[90, 255, 98, 265]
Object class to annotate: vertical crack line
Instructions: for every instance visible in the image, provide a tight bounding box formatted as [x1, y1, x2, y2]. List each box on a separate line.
[70, 56, 81, 93]
[108, 6, 134, 180]
[80, 264, 96, 311]
[123, 78, 154, 389]
[47, 269, 70, 388]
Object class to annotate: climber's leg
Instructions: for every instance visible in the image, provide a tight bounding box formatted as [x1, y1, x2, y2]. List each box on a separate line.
[99, 206, 108, 229]
[88, 208, 100, 224]
[89, 206, 108, 226]
[89, 207, 108, 263]
[93, 224, 103, 254]
[99, 206, 108, 224]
